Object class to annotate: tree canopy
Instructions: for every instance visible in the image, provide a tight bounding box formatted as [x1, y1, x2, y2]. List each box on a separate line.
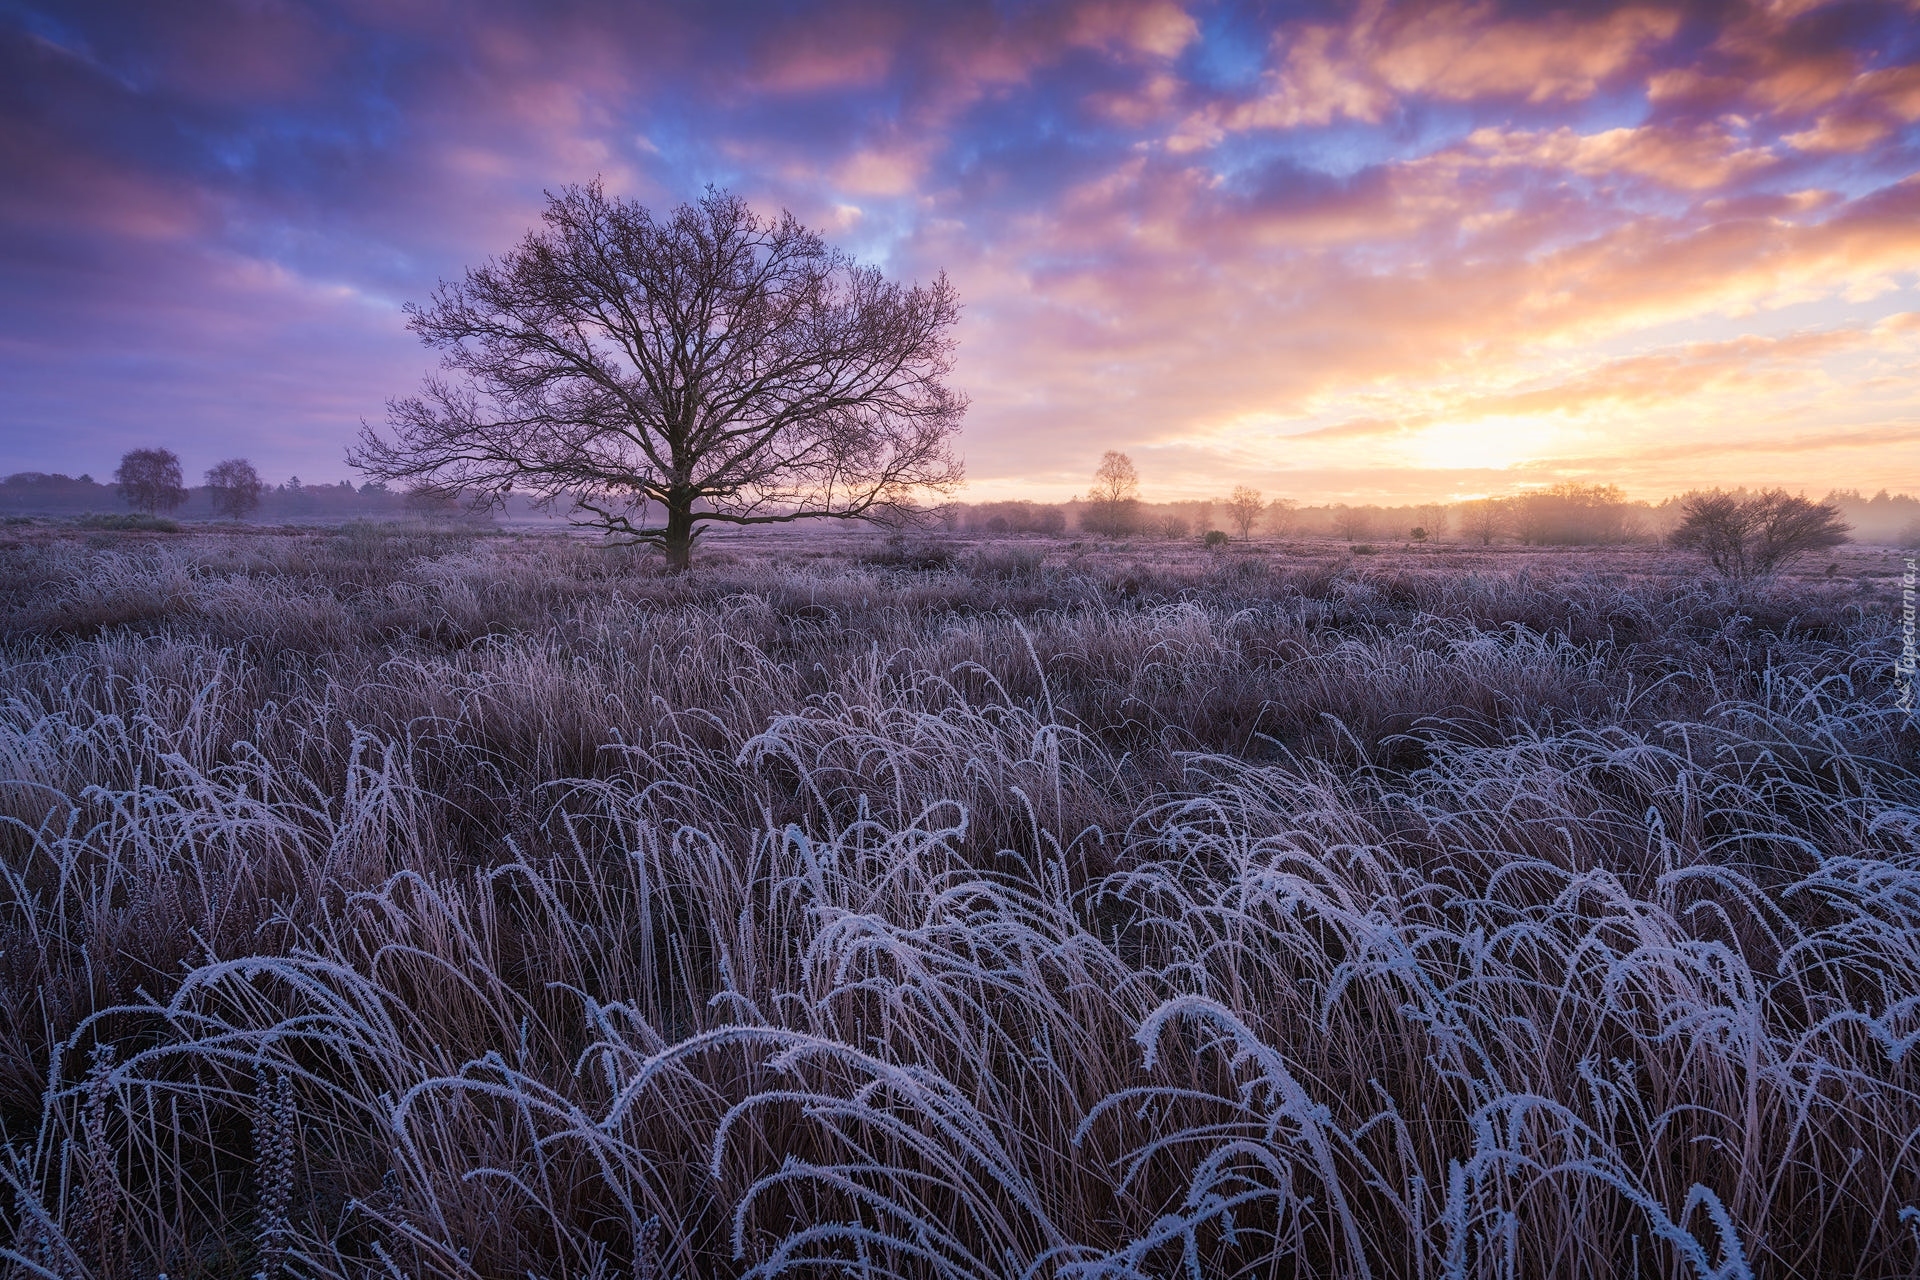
[204, 458, 264, 521]
[1224, 485, 1263, 540]
[1082, 451, 1140, 537]
[115, 448, 187, 515]
[352, 182, 965, 570]
[1669, 489, 1849, 579]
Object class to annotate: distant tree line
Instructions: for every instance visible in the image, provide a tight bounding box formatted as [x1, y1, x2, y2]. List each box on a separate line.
[1808, 488, 1920, 546]
[0, 461, 426, 521]
[8, 443, 1916, 564]
[946, 500, 1067, 535]
[943, 455, 1915, 558]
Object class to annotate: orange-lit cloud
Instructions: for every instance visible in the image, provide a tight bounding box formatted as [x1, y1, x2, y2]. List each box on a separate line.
[1069, 0, 1199, 59]
[1, 0, 1916, 503]
[1174, 1, 1682, 147]
[1460, 122, 1777, 190]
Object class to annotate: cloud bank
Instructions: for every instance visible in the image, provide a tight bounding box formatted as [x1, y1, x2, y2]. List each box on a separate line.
[2, 0, 1916, 501]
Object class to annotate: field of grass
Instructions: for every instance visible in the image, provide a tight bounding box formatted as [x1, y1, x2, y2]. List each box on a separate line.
[0, 524, 1915, 1279]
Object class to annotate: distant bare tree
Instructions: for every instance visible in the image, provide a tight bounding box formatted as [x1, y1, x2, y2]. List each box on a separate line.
[1091, 451, 1138, 504]
[1083, 451, 1140, 536]
[1224, 485, 1264, 541]
[1669, 489, 1849, 580]
[1509, 492, 1553, 545]
[1415, 502, 1449, 541]
[1266, 497, 1298, 538]
[115, 448, 187, 515]
[1332, 505, 1373, 541]
[1459, 498, 1507, 546]
[352, 182, 965, 571]
[204, 458, 264, 521]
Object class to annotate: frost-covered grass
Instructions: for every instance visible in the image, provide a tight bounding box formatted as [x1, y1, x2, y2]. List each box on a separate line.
[0, 528, 1914, 1279]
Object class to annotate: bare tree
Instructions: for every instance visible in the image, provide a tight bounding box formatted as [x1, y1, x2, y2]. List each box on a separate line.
[1508, 492, 1553, 546]
[1459, 498, 1507, 546]
[1224, 485, 1264, 541]
[1083, 451, 1140, 536]
[1415, 502, 1449, 541]
[204, 458, 264, 521]
[1331, 505, 1373, 542]
[1266, 497, 1298, 538]
[351, 182, 965, 571]
[115, 448, 187, 515]
[1669, 489, 1849, 580]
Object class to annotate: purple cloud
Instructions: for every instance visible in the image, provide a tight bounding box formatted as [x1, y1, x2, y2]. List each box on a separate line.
[2, 0, 1916, 500]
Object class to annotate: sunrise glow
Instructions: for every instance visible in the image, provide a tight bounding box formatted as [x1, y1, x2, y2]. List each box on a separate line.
[2, 1, 1917, 502]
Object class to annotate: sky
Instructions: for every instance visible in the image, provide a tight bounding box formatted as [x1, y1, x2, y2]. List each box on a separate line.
[2, 0, 1918, 505]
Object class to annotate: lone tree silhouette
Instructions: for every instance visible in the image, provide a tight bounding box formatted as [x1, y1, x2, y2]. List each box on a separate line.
[115, 448, 187, 515]
[352, 182, 965, 571]
[1224, 485, 1263, 541]
[1082, 450, 1139, 536]
[1669, 489, 1849, 580]
[204, 458, 264, 521]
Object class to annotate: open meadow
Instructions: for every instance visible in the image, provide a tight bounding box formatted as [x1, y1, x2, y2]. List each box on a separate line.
[0, 522, 1915, 1279]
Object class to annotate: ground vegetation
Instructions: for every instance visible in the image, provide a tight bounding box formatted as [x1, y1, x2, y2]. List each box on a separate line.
[0, 527, 1912, 1278]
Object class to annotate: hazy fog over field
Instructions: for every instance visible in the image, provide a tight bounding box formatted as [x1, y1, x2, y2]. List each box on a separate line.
[3, 0, 1918, 500]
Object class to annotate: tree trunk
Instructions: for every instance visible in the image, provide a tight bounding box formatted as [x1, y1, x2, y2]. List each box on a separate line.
[662, 499, 696, 573]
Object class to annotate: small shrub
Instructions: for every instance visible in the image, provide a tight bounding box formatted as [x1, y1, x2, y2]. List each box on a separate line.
[1351, 542, 1378, 555]
[1202, 529, 1229, 548]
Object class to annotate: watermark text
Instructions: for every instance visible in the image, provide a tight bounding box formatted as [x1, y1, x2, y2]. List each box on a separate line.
[1900, 557, 1916, 722]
